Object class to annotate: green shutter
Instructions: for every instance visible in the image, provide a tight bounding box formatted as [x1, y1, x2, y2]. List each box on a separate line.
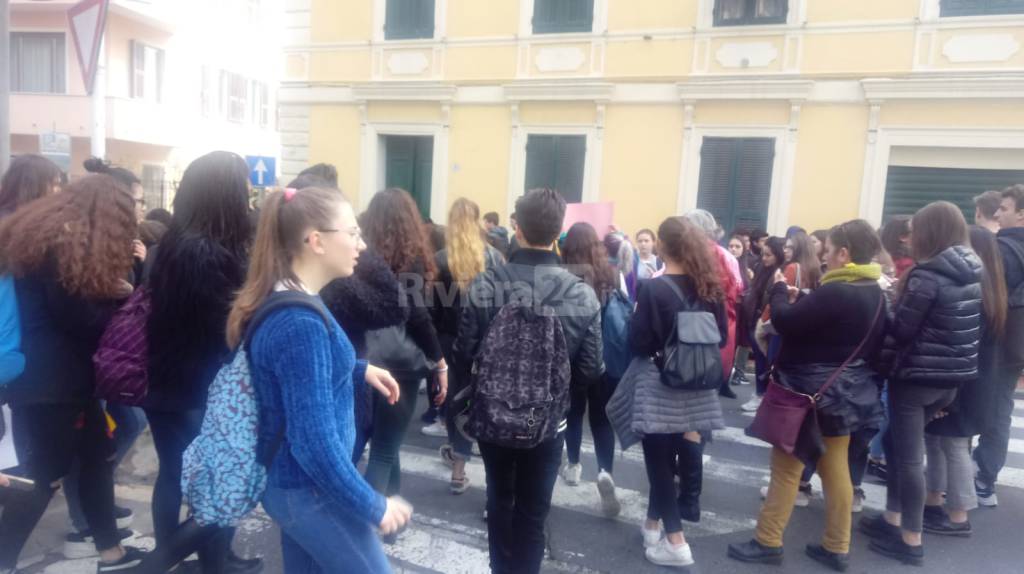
[385, 0, 434, 40]
[413, 136, 434, 219]
[942, 0, 1024, 16]
[525, 135, 585, 203]
[385, 135, 433, 220]
[696, 137, 773, 234]
[883, 166, 1024, 223]
[534, 0, 594, 34]
[525, 135, 556, 192]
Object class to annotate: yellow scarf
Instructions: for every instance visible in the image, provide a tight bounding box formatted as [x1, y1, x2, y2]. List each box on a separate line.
[821, 262, 882, 285]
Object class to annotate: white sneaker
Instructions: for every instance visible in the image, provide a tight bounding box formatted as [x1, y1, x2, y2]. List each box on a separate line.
[759, 485, 811, 507]
[421, 420, 447, 437]
[741, 395, 762, 412]
[561, 462, 582, 486]
[645, 538, 694, 568]
[852, 488, 865, 513]
[641, 525, 662, 548]
[596, 471, 621, 518]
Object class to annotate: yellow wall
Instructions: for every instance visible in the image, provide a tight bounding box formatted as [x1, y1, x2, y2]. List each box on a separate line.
[600, 105, 685, 236]
[447, 0, 518, 37]
[308, 106, 364, 200]
[695, 102, 791, 126]
[880, 100, 1024, 127]
[802, 32, 915, 75]
[310, 51, 371, 82]
[788, 105, 869, 230]
[311, 0, 371, 42]
[520, 103, 597, 125]
[805, 0, 919, 23]
[604, 40, 692, 79]
[445, 45, 518, 81]
[607, 0, 696, 30]
[448, 106, 512, 217]
[368, 102, 443, 123]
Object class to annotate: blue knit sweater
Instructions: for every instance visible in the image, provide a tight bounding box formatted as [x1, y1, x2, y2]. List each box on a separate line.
[249, 300, 386, 526]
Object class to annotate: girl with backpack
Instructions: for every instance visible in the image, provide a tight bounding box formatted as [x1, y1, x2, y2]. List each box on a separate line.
[560, 222, 624, 517]
[144, 151, 260, 572]
[862, 201, 982, 566]
[361, 188, 448, 503]
[920, 225, 1007, 536]
[228, 186, 411, 573]
[0, 174, 147, 573]
[429, 198, 503, 495]
[629, 217, 727, 569]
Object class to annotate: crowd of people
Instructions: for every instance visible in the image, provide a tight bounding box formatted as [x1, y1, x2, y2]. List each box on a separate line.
[0, 151, 1022, 574]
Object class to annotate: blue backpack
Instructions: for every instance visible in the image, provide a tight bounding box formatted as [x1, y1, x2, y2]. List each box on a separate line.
[181, 292, 330, 527]
[602, 289, 633, 380]
[0, 275, 24, 389]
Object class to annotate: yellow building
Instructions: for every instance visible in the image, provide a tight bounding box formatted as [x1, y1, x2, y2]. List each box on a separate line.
[279, 0, 1024, 236]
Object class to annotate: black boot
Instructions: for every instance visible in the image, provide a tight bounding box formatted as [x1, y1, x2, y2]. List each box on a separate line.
[727, 539, 783, 565]
[868, 536, 924, 566]
[718, 378, 738, 399]
[676, 438, 703, 523]
[805, 544, 849, 572]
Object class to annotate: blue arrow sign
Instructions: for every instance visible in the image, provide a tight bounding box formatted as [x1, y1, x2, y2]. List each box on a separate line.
[246, 155, 276, 187]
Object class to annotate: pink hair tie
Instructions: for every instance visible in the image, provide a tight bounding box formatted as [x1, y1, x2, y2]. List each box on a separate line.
[283, 188, 297, 202]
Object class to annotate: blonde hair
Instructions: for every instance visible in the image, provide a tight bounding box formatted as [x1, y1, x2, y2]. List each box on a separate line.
[446, 198, 487, 289]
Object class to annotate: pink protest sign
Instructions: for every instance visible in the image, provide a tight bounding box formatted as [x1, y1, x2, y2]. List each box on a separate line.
[563, 202, 615, 236]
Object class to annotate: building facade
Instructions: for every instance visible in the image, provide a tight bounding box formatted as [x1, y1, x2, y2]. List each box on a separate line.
[280, 0, 1024, 234]
[10, 0, 280, 210]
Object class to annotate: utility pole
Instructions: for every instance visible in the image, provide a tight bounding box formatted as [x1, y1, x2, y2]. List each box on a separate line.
[0, 0, 11, 175]
[90, 35, 106, 159]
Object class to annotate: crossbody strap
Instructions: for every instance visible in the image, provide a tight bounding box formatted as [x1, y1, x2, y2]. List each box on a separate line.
[813, 293, 885, 401]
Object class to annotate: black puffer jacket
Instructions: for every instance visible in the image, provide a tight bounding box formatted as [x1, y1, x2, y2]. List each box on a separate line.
[883, 245, 982, 388]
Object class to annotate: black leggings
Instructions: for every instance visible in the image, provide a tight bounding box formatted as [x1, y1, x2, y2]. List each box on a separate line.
[565, 377, 617, 473]
[0, 402, 118, 569]
[643, 434, 689, 535]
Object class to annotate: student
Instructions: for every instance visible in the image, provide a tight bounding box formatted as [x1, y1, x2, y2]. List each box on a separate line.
[630, 217, 727, 568]
[880, 216, 914, 281]
[635, 228, 663, 281]
[975, 184, 1024, 506]
[741, 237, 786, 413]
[229, 186, 411, 572]
[728, 234, 754, 386]
[923, 225, 1007, 535]
[361, 188, 448, 501]
[560, 222, 622, 516]
[729, 220, 886, 572]
[145, 151, 259, 573]
[862, 201, 982, 566]
[483, 211, 511, 257]
[782, 231, 823, 291]
[811, 229, 829, 271]
[429, 198, 503, 494]
[455, 188, 603, 574]
[973, 189, 1002, 234]
[0, 174, 146, 573]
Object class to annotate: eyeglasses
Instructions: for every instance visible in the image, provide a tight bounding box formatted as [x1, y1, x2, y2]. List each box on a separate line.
[304, 227, 362, 243]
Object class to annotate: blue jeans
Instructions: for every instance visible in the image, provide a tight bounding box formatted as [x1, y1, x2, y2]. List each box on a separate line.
[262, 486, 390, 574]
[869, 387, 889, 460]
[65, 404, 147, 532]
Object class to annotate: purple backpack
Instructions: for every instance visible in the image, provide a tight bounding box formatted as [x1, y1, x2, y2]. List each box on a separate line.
[93, 287, 151, 405]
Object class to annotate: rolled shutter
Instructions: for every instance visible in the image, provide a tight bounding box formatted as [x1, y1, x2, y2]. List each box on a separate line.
[883, 165, 1024, 223]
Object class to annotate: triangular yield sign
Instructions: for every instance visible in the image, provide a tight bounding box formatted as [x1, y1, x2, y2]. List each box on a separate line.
[67, 0, 110, 95]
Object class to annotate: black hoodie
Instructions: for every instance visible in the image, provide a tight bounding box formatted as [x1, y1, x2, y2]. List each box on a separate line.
[883, 245, 983, 388]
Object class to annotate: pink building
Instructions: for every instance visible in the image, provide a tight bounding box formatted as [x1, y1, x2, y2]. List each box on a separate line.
[9, 0, 280, 209]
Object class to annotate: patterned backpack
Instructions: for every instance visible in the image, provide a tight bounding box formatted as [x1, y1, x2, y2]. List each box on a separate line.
[181, 292, 330, 527]
[467, 267, 572, 449]
[93, 287, 152, 405]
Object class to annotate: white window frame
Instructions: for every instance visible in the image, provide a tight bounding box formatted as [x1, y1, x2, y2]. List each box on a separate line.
[859, 127, 1024, 226]
[360, 121, 449, 223]
[518, 0, 609, 38]
[696, 0, 805, 31]
[678, 126, 793, 236]
[507, 124, 603, 215]
[10, 29, 69, 95]
[373, 0, 447, 43]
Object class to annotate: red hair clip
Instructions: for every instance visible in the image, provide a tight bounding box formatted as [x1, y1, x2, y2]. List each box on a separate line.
[283, 188, 297, 202]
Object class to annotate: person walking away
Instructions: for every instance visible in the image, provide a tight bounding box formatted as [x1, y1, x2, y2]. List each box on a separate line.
[144, 152, 260, 573]
[922, 225, 1007, 535]
[455, 189, 603, 574]
[742, 238, 786, 413]
[628, 217, 727, 568]
[231, 186, 411, 572]
[429, 198, 504, 494]
[0, 175, 147, 573]
[635, 229, 663, 281]
[560, 222, 622, 516]
[974, 184, 1024, 506]
[973, 190, 1002, 234]
[361, 189, 448, 504]
[862, 201, 982, 566]
[729, 220, 886, 572]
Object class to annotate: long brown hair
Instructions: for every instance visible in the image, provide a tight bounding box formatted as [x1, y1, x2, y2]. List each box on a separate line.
[0, 174, 136, 299]
[446, 198, 487, 289]
[562, 222, 619, 302]
[787, 231, 822, 289]
[657, 217, 724, 302]
[362, 188, 436, 279]
[226, 187, 349, 349]
[911, 201, 969, 261]
[0, 155, 62, 215]
[968, 225, 1008, 339]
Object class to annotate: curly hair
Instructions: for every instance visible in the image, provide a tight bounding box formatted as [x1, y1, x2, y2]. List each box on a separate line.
[657, 216, 724, 303]
[446, 198, 487, 289]
[362, 188, 436, 279]
[562, 222, 619, 302]
[0, 174, 137, 299]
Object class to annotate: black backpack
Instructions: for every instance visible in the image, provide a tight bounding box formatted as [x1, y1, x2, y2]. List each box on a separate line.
[656, 276, 724, 391]
[1000, 237, 1024, 370]
[465, 266, 572, 449]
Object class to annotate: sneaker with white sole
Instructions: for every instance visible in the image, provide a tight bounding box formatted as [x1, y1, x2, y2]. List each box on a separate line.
[96, 547, 147, 573]
[759, 484, 811, 507]
[645, 539, 695, 568]
[114, 505, 134, 530]
[421, 420, 447, 438]
[596, 471, 621, 518]
[561, 462, 582, 486]
[852, 488, 865, 513]
[641, 525, 663, 548]
[975, 478, 997, 507]
[64, 528, 135, 560]
[741, 395, 763, 412]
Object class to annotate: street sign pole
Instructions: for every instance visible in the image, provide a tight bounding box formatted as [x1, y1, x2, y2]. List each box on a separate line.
[90, 36, 106, 159]
[68, 0, 110, 160]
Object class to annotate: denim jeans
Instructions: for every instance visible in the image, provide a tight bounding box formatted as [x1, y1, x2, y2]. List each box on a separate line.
[869, 386, 889, 460]
[365, 374, 421, 495]
[65, 404, 147, 532]
[973, 365, 1021, 487]
[565, 376, 617, 472]
[479, 434, 564, 574]
[444, 366, 474, 460]
[262, 485, 390, 574]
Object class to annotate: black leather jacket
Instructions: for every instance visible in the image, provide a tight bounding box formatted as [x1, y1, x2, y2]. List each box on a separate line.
[883, 245, 982, 388]
[454, 248, 604, 383]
